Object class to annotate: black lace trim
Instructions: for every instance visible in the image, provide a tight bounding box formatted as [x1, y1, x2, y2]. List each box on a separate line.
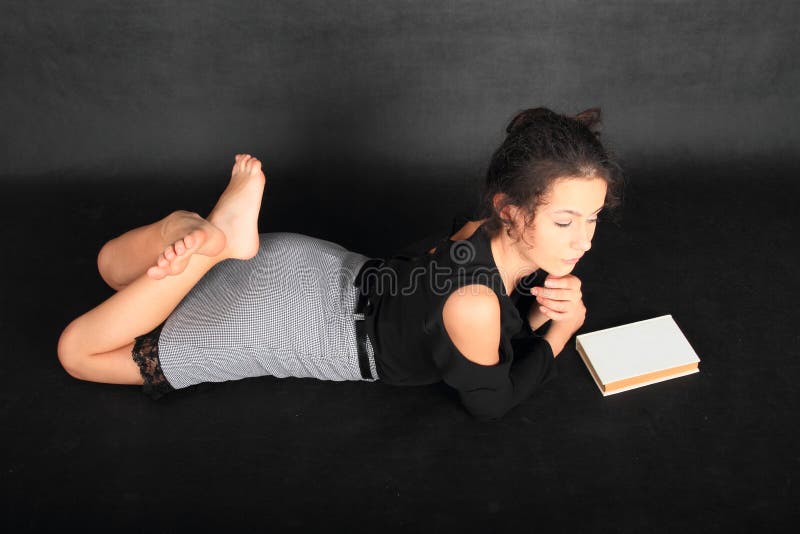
[131, 322, 175, 400]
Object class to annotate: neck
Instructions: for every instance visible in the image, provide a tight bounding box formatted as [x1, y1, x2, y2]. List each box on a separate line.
[489, 230, 539, 296]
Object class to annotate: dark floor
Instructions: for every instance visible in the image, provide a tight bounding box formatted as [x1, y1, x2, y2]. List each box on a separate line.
[1, 156, 798, 532]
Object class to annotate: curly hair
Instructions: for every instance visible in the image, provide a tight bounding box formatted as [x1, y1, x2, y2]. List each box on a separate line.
[476, 107, 625, 240]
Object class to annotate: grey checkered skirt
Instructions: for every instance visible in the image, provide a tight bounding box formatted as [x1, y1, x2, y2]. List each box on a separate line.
[131, 232, 379, 399]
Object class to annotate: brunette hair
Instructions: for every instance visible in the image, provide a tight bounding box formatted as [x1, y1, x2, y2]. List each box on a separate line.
[477, 107, 624, 239]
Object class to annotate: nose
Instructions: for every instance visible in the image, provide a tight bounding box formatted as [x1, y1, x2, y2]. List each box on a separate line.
[572, 226, 592, 253]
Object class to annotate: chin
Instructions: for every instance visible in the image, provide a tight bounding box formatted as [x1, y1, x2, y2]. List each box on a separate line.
[552, 263, 576, 275]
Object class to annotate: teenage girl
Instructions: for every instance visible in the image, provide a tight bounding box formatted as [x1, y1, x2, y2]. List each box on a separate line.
[57, 106, 623, 421]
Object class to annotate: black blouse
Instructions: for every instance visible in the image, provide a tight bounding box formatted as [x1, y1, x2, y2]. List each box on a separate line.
[362, 216, 558, 421]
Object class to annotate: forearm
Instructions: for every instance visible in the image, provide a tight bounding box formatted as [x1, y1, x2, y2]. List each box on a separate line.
[528, 306, 550, 331]
[543, 322, 579, 358]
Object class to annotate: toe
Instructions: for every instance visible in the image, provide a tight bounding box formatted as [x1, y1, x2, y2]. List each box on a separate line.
[184, 234, 194, 249]
[188, 229, 205, 250]
[147, 266, 165, 280]
[175, 240, 185, 255]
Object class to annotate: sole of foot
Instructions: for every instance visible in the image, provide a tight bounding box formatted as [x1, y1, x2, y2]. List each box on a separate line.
[146, 211, 227, 280]
[205, 153, 266, 261]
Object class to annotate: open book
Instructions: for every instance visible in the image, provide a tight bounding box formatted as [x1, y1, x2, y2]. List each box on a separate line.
[575, 315, 701, 396]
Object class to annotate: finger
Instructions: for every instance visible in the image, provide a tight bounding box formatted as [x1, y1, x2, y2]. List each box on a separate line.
[545, 275, 581, 290]
[533, 287, 574, 301]
[544, 276, 565, 288]
[147, 266, 165, 280]
[536, 296, 568, 312]
[539, 305, 568, 319]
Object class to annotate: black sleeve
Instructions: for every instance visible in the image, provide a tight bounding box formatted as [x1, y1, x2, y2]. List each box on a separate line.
[439, 333, 558, 422]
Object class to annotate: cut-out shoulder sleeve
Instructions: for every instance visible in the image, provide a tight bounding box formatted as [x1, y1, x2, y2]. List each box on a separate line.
[442, 285, 501, 366]
[434, 289, 558, 421]
[372, 219, 558, 412]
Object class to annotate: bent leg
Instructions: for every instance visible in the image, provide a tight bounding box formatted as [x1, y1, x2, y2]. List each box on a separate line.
[63, 341, 143, 385]
[58, 251, 229, 384]
[59, 153, 265, 385]
[98, 210, 215, 291]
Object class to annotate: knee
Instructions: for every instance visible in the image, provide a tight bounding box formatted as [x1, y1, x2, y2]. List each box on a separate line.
[96, 242, 119, 288]
[57, 321, 86, 380]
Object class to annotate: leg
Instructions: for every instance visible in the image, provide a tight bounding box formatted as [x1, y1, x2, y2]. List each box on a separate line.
[97, 154, 260, 291]
[60, 249, 230, 383]
[58, 154, 266, 384]
[97, 211, 175, 291]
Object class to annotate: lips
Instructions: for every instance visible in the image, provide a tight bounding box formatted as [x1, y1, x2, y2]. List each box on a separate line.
[563, 257, 582, 264]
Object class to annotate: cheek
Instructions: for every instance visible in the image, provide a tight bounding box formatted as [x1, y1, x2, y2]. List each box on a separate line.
[526, 226, 563, 256]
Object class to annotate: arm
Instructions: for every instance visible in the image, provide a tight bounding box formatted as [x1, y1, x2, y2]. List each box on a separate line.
[441, 285, 558, 421]
[528, 305, 551, 332]
[532, 274, 587, 355]
[526, 298, 575, 352]
[542, 321, 576, 357]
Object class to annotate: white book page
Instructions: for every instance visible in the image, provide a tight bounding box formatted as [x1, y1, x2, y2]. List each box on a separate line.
[575, 315, 700, 384]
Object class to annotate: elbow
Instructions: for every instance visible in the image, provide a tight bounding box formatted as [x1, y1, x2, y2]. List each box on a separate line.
[463, 402, 511, 422]
[458, 388, 514, 421]
[469, 410, 507, 423]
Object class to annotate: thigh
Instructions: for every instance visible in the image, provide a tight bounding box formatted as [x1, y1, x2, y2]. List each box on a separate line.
[85, 341, 144, 385]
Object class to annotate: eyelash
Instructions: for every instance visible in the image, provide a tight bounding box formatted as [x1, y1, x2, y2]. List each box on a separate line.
[555, 218, 599, 228]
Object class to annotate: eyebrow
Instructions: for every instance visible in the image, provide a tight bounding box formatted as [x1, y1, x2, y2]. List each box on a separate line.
[551, 206, 604, 217]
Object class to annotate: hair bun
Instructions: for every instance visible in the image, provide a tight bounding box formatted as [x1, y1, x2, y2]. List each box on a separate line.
[574, 107, 603, 136]
[505, 107, 557, 135]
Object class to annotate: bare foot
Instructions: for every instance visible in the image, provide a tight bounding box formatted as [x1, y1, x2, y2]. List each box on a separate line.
[206, 153, 266, 260]
[146, 211, 227, 280]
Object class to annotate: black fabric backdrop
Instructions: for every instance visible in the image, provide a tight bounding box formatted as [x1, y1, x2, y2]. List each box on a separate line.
[1, 1, 798, 531]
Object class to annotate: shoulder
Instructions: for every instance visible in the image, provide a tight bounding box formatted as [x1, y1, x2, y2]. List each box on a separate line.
[441, 284, 502, 366]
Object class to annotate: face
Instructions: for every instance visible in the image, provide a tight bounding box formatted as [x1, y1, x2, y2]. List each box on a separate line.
[511, 177, 608, 276]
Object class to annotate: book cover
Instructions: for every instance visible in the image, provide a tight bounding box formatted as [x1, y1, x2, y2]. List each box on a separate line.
[575, 315, 701, 396]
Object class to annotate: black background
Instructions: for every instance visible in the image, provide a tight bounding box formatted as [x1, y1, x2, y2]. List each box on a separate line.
[1, 1, 798, 532]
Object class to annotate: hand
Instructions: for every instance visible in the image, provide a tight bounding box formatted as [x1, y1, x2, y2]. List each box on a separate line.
[530, 274, 586, 331]
[527, 303, 550, 331]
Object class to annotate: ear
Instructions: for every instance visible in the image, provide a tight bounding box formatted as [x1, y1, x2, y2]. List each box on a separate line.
[496, 197, 526, 237]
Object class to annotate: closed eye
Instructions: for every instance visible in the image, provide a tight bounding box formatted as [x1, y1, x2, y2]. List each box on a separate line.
[555, 218, 599, 228]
